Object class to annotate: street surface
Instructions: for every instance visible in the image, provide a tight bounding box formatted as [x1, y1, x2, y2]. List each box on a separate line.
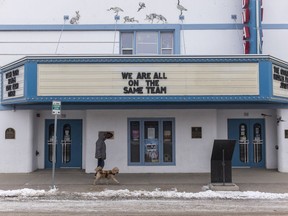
[1, 198, 288, 216]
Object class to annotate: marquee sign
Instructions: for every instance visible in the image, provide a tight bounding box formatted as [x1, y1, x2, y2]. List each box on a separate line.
[273, 64, 288, 98]
[2, 66, 24, 100]
[37, 63, 259, 97]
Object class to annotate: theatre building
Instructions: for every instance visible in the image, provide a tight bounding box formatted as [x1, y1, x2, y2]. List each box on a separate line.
[1, 0, 288, 173]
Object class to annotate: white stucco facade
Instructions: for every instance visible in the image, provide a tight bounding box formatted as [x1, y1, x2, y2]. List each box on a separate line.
[0, 0, 287, 65]
[1, 0, 288, 173]
[0, 107, 279, 173]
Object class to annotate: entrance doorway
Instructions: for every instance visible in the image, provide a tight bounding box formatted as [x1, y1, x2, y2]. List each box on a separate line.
[228, 119, 265, 168]
[45, 119, 82, 168]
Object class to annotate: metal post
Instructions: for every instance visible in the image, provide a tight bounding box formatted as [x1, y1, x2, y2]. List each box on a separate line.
[222, 149, 225, 186]
[52, 114, 58, 189]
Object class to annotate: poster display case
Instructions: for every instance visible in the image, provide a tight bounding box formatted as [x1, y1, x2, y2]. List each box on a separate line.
[128, 118, 175, 165]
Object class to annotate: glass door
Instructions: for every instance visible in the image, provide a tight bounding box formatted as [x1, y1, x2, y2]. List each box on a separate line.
[128, 118, 175, 165]
[45, 120, 82, 168]
[144, 121, 159, 163]
[228, 119, 265, 167]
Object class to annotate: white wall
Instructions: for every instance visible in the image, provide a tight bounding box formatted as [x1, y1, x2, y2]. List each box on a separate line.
[277, 109, 288, 172]
[0, 107, 279, 173]
[262, 30, 288, 62]
[85, 109, 217, 173]
[0, 31, 119, 66]
[0, 110, 35, 173]
[0, 0, 240, 25]
[182, 30, 244, 55]
[1, 0, 288, 65]
[262, 0, 288, 24]
[0, 0, 243, 66]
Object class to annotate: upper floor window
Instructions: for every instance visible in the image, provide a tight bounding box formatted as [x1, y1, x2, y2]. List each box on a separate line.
[121, 31, 174, 55]
[121, 32, 134, 54]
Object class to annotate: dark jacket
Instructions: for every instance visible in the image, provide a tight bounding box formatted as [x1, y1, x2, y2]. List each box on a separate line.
[95, 133, 106, 159]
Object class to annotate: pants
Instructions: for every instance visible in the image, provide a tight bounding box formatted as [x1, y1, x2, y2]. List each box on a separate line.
[97, 158, 105, 168]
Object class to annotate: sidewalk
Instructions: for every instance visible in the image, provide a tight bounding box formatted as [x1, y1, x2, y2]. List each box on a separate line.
[0, 168, 288, 193]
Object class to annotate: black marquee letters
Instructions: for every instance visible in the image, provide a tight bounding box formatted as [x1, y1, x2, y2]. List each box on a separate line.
[5, 69, 20, 98]
[273, 66, 288, 90]
[122, 72, 167, 95]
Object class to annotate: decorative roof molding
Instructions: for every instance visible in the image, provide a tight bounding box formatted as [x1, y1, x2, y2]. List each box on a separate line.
[1, 54, 281, 71]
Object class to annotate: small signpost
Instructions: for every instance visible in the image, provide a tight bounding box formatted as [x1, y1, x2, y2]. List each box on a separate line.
[52, 101, 61, 115]
[51, 101, 61, 189]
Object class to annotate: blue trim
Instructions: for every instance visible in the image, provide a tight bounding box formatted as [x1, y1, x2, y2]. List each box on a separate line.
[2, 55, 288, 105]
[133, 31, 137, 54]
[1, 96, 274, 104]
[262, 24, 288, 29]
[25, 62, 38, 99]
[249, 0, 257, 54]
[180, 24, 244, 30]
[0, 24, 244, 32]
[257, 0, 263, 54]
[1, 23, 288, 32]
[3, 102, 288, 111]
[0, 105, 13, 110]
[4, 55, 267, 66]
[259, 61, 272, 98]
[174, 26, 181, 54]
[157, 32, 161, 54]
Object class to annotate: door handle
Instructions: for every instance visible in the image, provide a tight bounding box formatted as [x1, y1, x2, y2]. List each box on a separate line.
[61, 140, 71, 163]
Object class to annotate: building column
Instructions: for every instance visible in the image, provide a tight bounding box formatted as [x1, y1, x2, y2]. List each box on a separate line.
[277, 109, 288, 172]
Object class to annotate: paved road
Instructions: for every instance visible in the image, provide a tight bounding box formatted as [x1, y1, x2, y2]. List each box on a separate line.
[1, 169, 288, 215]
[1, 198, 288, 216]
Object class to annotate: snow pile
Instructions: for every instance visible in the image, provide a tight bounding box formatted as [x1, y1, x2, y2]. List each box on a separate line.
[83, 188, 288, 200]
[1, 188, 288, 200]
[0, 188, 57, 198]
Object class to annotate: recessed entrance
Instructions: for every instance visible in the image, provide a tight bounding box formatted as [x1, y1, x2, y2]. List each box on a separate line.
[228, 119, 265, 168]
[45, 119, 82, 168]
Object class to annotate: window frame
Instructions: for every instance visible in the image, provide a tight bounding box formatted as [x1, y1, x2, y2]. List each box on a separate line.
[128, 118, 175, 166]
[120, 31, 174, 55]
[120, 32, 134, 54]
[160, 32, 174, 54]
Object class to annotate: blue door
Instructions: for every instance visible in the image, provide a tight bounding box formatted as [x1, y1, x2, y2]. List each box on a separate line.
[228, 119, 265, 168]
[45, 120, 82, 168]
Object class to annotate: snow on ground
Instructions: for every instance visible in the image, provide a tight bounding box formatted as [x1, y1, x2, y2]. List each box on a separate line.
[1, 188, 288, 200]
[0, 188, 57, 198]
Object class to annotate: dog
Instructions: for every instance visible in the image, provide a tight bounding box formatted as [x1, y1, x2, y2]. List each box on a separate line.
[93, 166, 120, 185]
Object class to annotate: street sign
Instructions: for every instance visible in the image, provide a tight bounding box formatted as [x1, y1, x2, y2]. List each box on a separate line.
[51, 100, 61, 188]
[52, 101, 61, 115]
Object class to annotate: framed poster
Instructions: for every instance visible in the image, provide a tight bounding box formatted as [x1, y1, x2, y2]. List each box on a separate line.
[192, 127, 202, 139]
[145, 141, 159, 162]
[5, 128, 15, 139]
[285, 130, 288, 139]
[147, 128, 155, 139]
